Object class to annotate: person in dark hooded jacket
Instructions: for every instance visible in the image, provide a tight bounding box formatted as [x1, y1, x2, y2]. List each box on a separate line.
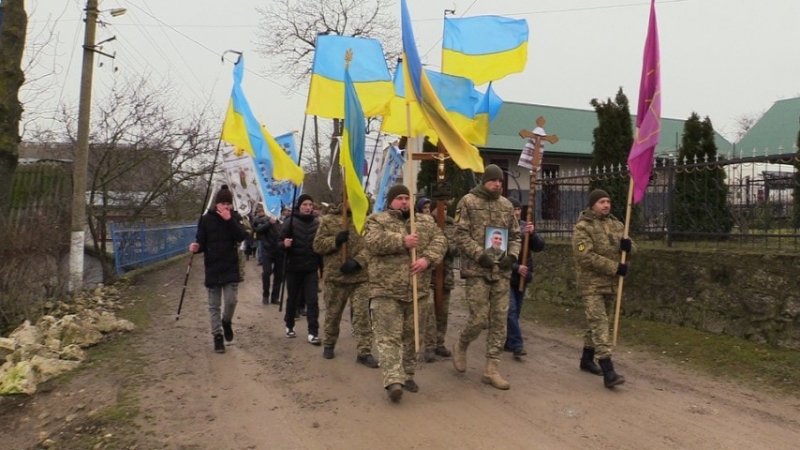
[189, 185, 248, 354]
[505, 197, 545, 358]
[279, 194, 322, 344]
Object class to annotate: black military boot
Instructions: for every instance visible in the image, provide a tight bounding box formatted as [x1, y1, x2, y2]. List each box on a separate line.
[598, 357, 625, 388]
[579, 347, 602, 376]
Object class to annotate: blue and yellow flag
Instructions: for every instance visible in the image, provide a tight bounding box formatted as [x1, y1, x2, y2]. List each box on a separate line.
[442, 16, 529, 85]
[400, 0, 484, 173]
[306, 35, 394, 119]
[221, 56, 304, 185]
[381, 61, 480, 142]
[342, 57, 370, 233]
[468, 83, 504, 146]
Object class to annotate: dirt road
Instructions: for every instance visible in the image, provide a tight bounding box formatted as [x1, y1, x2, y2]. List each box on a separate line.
[4, 259, 800, 449]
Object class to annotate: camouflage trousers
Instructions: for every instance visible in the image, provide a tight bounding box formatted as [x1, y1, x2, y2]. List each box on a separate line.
[458, 277, 509, 361]
[582, 293, 616, 358]
[371, 297, 417, 388]
[422, 288, 451, 350]
[322, 281, 373, 356]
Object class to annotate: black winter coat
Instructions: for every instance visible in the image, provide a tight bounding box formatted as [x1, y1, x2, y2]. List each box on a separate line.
[279, 212, 321, 273]
[253, 216, 283, 251]
[196, 208, 248, 287]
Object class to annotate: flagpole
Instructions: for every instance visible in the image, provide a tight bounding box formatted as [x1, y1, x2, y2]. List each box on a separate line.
[404, 105, 421, 353]
[612, 178, 635, 346]
[278, 113, 309, 313]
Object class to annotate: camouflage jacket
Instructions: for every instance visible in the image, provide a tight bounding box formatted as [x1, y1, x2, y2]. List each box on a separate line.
[429, 215, 458, 290]
[572, 208, 636, 296]
[364, 209, 446, 301]
[454, 185, 521, 281]
[313, 208, 368, 285]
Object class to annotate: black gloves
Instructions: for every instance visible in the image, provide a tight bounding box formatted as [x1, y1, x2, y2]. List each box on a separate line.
[616, 263, 628, 277]
[620, 238, 632, 253]
[335, 231, 349, 247]
[339, 258, 361, 274]
[477, 253, 495, 268]
[498, 255, 516, 271]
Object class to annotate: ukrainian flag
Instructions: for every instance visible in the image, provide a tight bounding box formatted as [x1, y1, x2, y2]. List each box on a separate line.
[442, 16, 529, 85]
[306, 35, 394, 119]
[380, 61, 479, 142]
[468, 83, 504, 146]
[221, 56, 303, 185]
[342, 57, 369, 233]
[400, 0, 484, 173]
[381, 62, 503, 147]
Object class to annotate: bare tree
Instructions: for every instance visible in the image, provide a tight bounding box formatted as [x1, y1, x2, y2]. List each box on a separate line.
[56, 76, 219, 274]
[254, 0, 399, 92]
[0, 0, 27, 213]
[731, 111, 764, 144]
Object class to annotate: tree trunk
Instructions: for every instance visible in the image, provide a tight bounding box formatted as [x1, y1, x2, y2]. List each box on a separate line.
[0, 0, 27, 214]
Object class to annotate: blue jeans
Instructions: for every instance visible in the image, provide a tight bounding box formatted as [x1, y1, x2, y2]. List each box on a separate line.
[505, 287, 525, 351]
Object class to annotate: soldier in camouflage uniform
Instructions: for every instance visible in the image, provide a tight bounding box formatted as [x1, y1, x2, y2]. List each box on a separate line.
[312, 201, 379, 368]
[425, 202, 457, 360]
[364, 184, 446, 402]
[452, 164, 521, 390]
[572, 189, 635, 388]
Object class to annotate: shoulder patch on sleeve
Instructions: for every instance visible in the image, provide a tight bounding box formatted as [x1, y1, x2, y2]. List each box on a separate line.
[577, 242, 586, 252]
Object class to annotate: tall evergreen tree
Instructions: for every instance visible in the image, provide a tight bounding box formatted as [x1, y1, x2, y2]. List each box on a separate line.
[589, 88, 633, 221]
[792, 117, 800, 229]
[672, 113, 734, 238]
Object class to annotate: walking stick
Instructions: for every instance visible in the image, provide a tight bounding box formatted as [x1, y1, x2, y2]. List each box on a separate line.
[176, 132, 225, 320]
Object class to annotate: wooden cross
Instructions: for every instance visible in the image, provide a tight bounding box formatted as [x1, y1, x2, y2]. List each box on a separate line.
[517, 116, 558, 291]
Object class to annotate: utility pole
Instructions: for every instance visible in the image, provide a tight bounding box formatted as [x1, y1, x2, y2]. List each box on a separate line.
[69, 0, 99, 292]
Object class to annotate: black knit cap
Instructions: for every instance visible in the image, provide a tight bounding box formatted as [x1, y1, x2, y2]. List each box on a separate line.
[386, 184, 410, 207]
[588, 189, 610, 207]
[509, 197, 522, 209]
[295, 193, 314, 209]
[481, 164, 504, 183]
[214, 185, 233, 204]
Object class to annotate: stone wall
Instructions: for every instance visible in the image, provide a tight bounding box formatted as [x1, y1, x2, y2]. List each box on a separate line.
[532, 241, 800, 350]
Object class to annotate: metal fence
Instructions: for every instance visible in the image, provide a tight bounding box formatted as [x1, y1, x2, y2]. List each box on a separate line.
[110, 222, 196, 274]
[509, 152, 800, 251]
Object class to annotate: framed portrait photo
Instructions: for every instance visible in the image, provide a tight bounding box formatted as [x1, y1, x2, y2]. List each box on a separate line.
[484, 227, 508, 262]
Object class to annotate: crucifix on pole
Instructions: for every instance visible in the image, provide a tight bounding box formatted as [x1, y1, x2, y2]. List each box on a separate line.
[411, 142, 451, 317]
[517, 116, 558, 291]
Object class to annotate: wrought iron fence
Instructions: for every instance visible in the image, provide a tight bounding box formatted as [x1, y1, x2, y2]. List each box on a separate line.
[510, 152, 800, 251]
[110, 222, 196, 274]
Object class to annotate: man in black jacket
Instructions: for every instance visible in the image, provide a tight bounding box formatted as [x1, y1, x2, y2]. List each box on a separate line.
[505, 197, 545, 358]
[189, 185, 248, 353]
[253, 206, 284, 305]
[279, 194, 322, 344]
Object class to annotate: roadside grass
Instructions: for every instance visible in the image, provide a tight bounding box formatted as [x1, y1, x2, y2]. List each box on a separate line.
[528, 300, 800, 397]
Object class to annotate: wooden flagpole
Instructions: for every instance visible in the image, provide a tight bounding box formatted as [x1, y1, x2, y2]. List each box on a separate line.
[404, 106, 421, 353]
[612, 179, 635, 346]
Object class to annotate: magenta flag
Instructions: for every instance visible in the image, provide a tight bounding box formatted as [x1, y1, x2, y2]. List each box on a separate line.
[628, 0, 661, 204]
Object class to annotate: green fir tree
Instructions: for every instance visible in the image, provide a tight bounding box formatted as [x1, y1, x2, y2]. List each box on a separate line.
[671, 113, 734, 238]
[589, 88, 633, 221]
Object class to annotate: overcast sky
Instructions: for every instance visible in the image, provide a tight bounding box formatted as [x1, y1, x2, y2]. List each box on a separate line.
[23, 0, 800, 145]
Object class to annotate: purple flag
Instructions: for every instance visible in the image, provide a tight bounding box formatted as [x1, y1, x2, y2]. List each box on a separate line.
[627, 0, 661, 204]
